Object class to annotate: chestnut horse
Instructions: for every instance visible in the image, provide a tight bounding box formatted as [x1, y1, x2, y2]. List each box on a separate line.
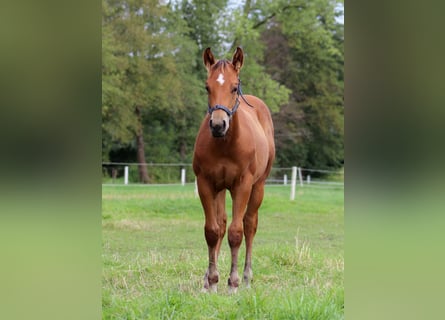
[193, 47, 275, 293]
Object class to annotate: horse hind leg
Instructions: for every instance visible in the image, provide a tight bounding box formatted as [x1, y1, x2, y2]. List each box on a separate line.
[228, 181, 253, 294]
[243, 181, 265, 288]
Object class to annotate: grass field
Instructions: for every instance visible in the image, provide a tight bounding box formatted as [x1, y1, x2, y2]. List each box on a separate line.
[102, 184, 344, 319]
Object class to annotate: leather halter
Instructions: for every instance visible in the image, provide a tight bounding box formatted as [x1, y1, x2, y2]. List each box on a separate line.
[207, 80, 253, 117]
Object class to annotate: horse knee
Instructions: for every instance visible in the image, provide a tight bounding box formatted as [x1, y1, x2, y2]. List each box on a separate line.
[228, 225, 243, 248]
[204, 224, 219, 247]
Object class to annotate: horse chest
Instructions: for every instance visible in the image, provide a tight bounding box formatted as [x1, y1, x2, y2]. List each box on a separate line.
[214, 161, 240, 183]
[198, 150, 252, 189]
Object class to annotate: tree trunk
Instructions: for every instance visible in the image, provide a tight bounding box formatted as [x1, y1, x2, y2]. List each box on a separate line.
[135, 106, 150, 183]
[179, 139, 186, 163]
[136, 131, 150, 183]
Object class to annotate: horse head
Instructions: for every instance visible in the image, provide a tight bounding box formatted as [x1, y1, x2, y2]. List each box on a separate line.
[203, 47, 244, 138]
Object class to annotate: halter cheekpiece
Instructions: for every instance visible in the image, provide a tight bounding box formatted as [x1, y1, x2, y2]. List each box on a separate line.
[207, 80, 253, 117]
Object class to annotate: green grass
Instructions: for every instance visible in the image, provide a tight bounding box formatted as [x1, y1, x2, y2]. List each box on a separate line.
[102, 184, 344, 319]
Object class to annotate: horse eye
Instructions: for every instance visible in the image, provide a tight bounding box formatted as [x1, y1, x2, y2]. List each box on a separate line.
[231, 87, 238, 93]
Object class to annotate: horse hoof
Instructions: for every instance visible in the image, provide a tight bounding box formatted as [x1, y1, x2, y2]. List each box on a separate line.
[228, 286, 238, 294]
[202, 285, 217, 293]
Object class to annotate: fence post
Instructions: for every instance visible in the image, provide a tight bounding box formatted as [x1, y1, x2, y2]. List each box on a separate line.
[284, 174, 288, 186]
[181, 168, 186, 186]
[298, 167, 303, 187]
[307, 175, 311, 184]
[290, 166, 297, 200]
[124, 166, 129, 185]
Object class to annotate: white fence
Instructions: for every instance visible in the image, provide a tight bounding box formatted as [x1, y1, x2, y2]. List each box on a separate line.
[102, 162, 344, 199]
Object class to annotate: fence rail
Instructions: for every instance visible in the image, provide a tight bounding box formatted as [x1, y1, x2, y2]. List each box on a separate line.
[102, 162, 343, 198]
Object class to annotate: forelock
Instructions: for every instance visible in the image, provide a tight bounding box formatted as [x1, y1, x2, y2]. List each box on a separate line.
[211, 60, 232, 73]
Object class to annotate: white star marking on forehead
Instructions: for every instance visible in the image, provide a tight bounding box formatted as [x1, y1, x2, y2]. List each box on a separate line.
[216, 73, 225, 86]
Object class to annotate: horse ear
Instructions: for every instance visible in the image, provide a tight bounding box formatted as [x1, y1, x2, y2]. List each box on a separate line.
[232, 47, 244, 73]
[203, 47, 216, 73]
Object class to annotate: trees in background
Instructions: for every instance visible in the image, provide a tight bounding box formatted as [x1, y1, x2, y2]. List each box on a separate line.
[102, 0, 201, 181]
[102, 0, 344, 182]
[261, 0, 344, 169]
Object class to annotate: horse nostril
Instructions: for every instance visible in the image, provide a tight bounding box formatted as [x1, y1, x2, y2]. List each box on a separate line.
[209, 119, 227, 137]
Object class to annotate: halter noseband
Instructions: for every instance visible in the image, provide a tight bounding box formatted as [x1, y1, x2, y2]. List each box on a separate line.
[208, 100, 240, 117]
[207, 80, 253, 117]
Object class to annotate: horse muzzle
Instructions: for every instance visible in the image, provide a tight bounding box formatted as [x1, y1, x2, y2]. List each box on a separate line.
[209, 118, 228, 137]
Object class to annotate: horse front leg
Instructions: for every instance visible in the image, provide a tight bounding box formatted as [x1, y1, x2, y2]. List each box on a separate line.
[197, 176, 221, 292]
[228, 177, 253, 293]
[205, 190, 227, 292]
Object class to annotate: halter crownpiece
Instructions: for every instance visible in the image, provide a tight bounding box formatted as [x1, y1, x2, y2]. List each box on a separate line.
[237, 79, 255, 108]
[207, 79, 254, 117]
